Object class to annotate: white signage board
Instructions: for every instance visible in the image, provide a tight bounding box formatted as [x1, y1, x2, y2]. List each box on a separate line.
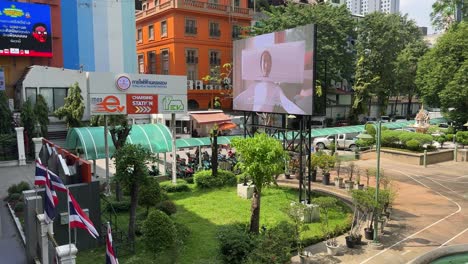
[88, 72, 187, 115]
[0, 67, 5, 91]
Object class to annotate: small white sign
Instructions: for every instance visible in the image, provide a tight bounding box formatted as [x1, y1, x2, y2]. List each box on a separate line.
[158, 95, 187, 114]
[0, 67, 5, 91]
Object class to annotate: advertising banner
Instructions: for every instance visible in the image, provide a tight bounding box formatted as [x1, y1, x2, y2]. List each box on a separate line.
[90, 94, 126, 115]
[0, 2, 53, 57]
[0, 67, 5, 90]
[126, 94, 158, 114]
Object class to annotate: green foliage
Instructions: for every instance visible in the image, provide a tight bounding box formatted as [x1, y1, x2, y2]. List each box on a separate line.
[406, 139, 421, 151]
[8, 193, 21, 201]
[105, 200, 131, 213]
[314, 152, 336, 173]
[139, 178, 163, 213]
[312, 196, 338, 244]
[14, 202, 24, 212]
[0, 91, 13, 134]
[7, 181, 31, 197]
[194, 169, 237, 189]
[34, 94, 49, 137]
[20, 98, 37, 139]
[156, 200, 177, 216]
[114, 144, 154, 188]
[416, 22, 468, 126]
[217, 223, 255, 264]
[285, 202, 309, 254]
[381, 130, 401, 146]
[431, 0, 468, 31]
[160, 180, 191, 193]
[456, 131, 468, 145]
[142, 210, 177, 252]
[54, 82, 84, 128]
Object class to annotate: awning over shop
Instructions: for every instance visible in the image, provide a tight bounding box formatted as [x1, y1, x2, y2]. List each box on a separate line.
[218, 122, 237, 131]
[190, 112, 231, 124]
[65, 123, 173, 160]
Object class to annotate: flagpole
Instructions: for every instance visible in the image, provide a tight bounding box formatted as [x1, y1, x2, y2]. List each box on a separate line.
[67, 187, 71, 258]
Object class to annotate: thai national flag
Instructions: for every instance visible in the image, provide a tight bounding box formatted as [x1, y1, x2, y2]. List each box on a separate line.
[68, 192, 99, 239]
[44, 170, 58, 224]
[106, 222, 119, 264]
[35, 160, 67, 192]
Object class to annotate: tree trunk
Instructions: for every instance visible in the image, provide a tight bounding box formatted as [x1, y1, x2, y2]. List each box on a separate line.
[249, 189, 261, 234]
[115, 183, 123, 202]
[211, 131, 218, 177]
[128, 182, 139, 243]
[406, 94, 413, 120]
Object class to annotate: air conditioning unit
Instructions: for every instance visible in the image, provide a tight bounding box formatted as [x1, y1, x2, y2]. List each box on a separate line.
[187, 80, 194, 90]
[195, 80, 204, 90]
[205, 85, 213, 90]
[214, 85, 222, 90]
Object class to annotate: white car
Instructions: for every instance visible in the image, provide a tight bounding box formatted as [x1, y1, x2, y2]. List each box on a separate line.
[313, 133, 359, 151]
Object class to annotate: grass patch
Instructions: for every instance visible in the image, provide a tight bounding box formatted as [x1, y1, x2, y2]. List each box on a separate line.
[77, 186, 351, 263]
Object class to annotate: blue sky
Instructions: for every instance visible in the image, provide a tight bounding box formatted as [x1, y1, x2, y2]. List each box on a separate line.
[400, 0, 437, 34]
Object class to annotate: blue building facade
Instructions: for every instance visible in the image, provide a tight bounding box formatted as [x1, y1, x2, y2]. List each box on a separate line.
[61, 0, 137, 73]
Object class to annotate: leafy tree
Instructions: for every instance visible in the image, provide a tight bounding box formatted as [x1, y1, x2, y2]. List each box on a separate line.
[0, 91, 13, 134]
[394, 40, 428, 119]
[54, 82, 84, 128]
[138, 178, 163, 215]
[34, 94, 49, 137]
[113, 143, 155, 243]
[431, 0, 468, 31]
[416, 22, 468, 126]
[231, 133, 288, 234]
[20, 98, 36, 150]
[352, 13, 421, 118]
[250, 2, 356, 115]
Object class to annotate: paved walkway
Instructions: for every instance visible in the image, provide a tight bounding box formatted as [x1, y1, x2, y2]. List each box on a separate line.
[278, 158, 468, 264]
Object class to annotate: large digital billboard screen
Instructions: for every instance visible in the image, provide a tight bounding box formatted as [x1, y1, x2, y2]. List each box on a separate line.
[0, 2, 52, 57]
[233, 23, 314, 115]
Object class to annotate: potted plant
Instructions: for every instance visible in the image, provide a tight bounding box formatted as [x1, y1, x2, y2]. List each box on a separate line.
[351, 188, 379, 240]
[284, 157, 291, 179]
[289, 158, 300, 180]
[354, 169, 365, 190]
[345, 162, 357, 190]
[334, 156, 344, 188]
[347, 190, 368, 248]
[315, 152, 336, 186]
[313, 196, 339, 255]
[310, 153, 319, 182]
[286, 202, 310, 262]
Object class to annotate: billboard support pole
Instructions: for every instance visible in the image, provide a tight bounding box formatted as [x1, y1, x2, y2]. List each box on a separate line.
[299, 115, 304, 203]
[104, 115, 110, 196]
[171, 113, 177, 184]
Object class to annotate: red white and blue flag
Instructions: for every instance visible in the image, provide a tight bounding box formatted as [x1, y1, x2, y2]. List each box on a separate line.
[68, 192, 99, 239]
[44, 170, 58, 224]
[106, 222, 119, 264]
[35, 160, 67, 192]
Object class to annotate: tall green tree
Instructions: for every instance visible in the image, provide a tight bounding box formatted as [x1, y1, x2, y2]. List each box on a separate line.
[352, 12, 421, 118]
[54, 82, 84, 128]
[394, 40, 428, 119]
[113, 143, 154, 244]
[231, 133, 288, 234]
[431, 0, 468, 31]
[0, 91, 13, 134]
[34, 94, 49, 138]
[250, 2, 357, 115]
[20, 98, 36, 155]
[416, 22, 468, 126]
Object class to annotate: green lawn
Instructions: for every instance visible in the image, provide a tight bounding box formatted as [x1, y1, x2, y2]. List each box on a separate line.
[77, 185, 351, 264]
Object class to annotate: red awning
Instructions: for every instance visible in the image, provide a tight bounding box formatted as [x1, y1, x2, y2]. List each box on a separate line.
[218, 122, 237, 131]
[191, 113, 231, 124]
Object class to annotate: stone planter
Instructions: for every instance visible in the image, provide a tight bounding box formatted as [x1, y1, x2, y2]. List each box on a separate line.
[322, 172, 330, 185]
[325, 242, 339, 256]
[237, 184, 254, 199]
[334, 177, 344, 188]
[354, 183, 364, 190]
[344, 180, 354, 190]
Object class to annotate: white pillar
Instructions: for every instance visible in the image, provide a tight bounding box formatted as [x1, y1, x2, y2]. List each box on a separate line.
[32, 137, 43, 160]
[37, 214, 49, 264]
[56, 244, 78, 264]
[15, 127, 26, 166]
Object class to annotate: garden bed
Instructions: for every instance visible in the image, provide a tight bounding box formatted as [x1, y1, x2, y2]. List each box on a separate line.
[360, 148, 454, 165]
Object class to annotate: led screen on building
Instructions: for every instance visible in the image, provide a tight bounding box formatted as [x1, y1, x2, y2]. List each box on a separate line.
[0, 2, 52, 57]
[233, 23, 314, 115]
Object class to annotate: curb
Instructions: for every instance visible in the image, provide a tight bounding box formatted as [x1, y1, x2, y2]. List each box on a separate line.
[5, 202, 26, 245]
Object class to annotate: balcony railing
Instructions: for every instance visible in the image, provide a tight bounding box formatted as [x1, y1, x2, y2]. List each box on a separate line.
[136, 0, 253, 20]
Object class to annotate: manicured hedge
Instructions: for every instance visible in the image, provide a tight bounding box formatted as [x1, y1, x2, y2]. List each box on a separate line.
[194, 169, 237, 189]
[160, 179, 191, 193]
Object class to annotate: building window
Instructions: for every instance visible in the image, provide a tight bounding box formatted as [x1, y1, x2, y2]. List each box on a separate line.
[148, 25, 154, 40]
[138, 54, 144, 73]
[137, 28, 142, 42]
[209, 51, 220, 65]
[232, 25, 241, 39]
[161, 20, 167, 37]
[186, 49, 197, 64]
[148, 51, 156, 74]
[161, 50, 169, 75]
[186, 49, 198, 80]
[185, 19, 197, 34]
[25, 88, 37, 105]
[209, 22, 220, 37]
[40, 87, 68, 113]
[234, 0, 240, 7]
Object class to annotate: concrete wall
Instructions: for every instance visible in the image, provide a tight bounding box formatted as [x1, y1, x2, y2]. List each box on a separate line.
[360, 149, 455, 166]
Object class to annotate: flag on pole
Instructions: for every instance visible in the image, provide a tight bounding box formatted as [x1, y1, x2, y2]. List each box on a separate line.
[44, 169, 58, 224]
[68, 192, 99, 239]
[35, 160, 67, 192]
[106, 222, 119, 264]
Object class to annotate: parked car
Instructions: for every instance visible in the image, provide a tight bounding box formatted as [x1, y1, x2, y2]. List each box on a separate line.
[380, 116, 391, 123]
[313, 133, 359, 151]
[310, 116, 327, 129]
[335, 120, 351, 127]
[361, 116, 377, 124]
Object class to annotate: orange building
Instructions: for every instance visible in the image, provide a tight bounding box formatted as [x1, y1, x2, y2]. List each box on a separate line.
[135, 0, 252, 110]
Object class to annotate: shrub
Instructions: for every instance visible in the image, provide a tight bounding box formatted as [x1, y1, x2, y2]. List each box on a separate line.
[194, 169, 236, 189]
[14, 202, 25, 213]
[456, 131, 468, 145]
[157, 200, 177, 216]
[244, 221, 295, 264]
[446, 134, 454, 142]
[381, 130, 401, 147]
[8, 193, 21, 202]
[185, 177, 194, 184]
[174, 221, 190, 248]
[139, 178, 163, 213]
[398, 131, 414, 145]
[105, 200, 131, 213]
[217, 223, 255, 264]
[406, 139, 421, 151]
[142, 210, 177, 252]
[160, 179, 191, 193]
[7, 181, 31, 197]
